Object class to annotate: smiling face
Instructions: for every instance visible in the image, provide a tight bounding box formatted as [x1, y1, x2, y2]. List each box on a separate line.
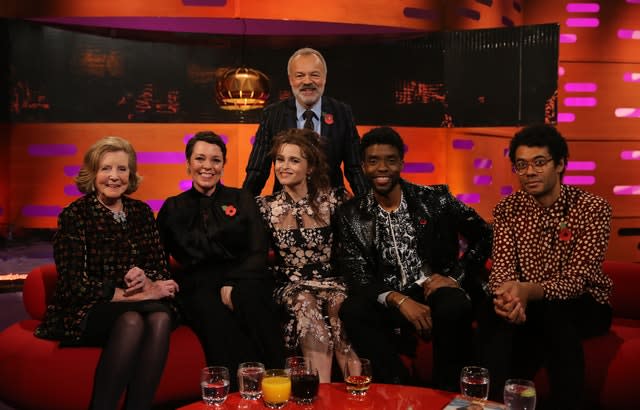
[288, 53, 326, 108]
[95, 150, 130, 205]
[362, 143, 403, 197]
[515, 145, 564, 207]
[187, 141, 225, 196]
[274, 143, 310, 193]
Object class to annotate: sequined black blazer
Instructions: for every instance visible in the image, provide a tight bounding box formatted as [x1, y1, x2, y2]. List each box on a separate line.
[333, 180, 492, 302]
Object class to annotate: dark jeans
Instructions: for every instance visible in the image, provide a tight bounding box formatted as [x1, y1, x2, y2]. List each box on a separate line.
[340, 286, 473, 392]
[478, 293, 612, 410]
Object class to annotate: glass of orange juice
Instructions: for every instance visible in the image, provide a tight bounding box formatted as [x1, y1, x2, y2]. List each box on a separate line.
[261, 369, 291, 409]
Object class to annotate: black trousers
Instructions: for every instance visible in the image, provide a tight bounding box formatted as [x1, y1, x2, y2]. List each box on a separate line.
[478, 293, 612, 410]
[177, 279, 285, 390]
[340, 287, 473, 392]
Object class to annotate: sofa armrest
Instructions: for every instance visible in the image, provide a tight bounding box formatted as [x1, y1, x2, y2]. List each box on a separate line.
[22, 264, 58, 320]
[604, 261, 640, 320]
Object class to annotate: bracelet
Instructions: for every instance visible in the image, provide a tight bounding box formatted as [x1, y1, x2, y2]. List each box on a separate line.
[396, 296, 409, 308]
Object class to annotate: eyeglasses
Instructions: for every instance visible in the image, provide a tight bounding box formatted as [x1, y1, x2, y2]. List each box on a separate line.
[513, 157, 553, 175]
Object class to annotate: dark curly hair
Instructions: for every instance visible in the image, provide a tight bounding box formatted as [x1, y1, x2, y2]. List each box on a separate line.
[270, 128, 330, 219]
[360, 126, 405, 160]
[509, 124, 569, 177]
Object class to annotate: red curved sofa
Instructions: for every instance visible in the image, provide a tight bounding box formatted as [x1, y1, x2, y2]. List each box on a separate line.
[404, 260, 640, 409]
[1, 261, 639, 409]
[0, 264, 205, 410]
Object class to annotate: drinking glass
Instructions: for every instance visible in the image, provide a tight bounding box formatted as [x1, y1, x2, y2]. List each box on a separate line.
[289, 360, 319, 404]
[200, 366, 230, 406]
[460, 366, 490, 400]
[284, 356, 308, 374]
[344, 358, 372, 396]
[237, 361, 265, 400]
[504, 379, 536, 410]
[261, 369, 291, 409]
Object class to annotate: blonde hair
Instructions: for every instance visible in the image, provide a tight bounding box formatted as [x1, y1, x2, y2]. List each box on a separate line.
[75, 136, 142, 194]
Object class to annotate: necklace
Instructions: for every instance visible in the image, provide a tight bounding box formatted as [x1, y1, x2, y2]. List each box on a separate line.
[96, 196, 127, 224]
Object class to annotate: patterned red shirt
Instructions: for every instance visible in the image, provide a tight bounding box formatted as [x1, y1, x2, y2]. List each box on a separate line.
[489, 184, 612, 304]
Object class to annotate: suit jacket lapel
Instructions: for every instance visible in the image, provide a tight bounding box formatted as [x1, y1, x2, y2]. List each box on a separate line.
[284, 97, 297, 130]
[320, 98, 333, 139]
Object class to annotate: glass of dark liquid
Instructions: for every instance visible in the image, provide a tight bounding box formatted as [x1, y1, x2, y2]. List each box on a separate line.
[287, 357, 319, 404]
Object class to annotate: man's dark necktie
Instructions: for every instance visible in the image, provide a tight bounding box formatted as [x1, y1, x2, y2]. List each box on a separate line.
[303, 110, 315, 130]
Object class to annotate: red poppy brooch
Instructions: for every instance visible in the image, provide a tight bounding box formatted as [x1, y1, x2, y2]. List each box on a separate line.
[559, 221, 572, 242]
[323, 112, 334, 125]
[222, 204, 237, 217]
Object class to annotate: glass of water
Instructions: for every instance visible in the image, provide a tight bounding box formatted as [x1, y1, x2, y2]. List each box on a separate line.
[504, 379, 536, 410]
[237, 361, 265, 400]
[200, 366, 230, 406]
[460, 366, 490, 400]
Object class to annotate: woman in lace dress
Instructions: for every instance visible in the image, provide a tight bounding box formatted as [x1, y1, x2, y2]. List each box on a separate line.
[256, 128, 357, 382]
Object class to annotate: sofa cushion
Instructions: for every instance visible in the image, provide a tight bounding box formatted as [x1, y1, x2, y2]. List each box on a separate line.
[0, 321, 205, 410]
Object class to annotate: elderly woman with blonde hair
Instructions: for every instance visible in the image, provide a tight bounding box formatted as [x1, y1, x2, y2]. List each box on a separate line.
[35, 136, 179, 410]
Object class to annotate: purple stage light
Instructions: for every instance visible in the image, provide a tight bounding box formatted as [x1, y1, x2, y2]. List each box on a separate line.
[566, 3, 600, 13]
[473, 175, 492, 185]
[564, 176, 595, 185]
[146, 199, 165, 212]
[63, 165, 81, 177]
[566, 18, 599, 28]
[137, 152, 185, 164]
[403, 163, 435, 173]
[614, 185, 640, 195]
[63, 185, 82, 197]
[623, 72, 640, 82]
[28, 144, 77, 157]
[452, 140, 474, 150]
[456, 193, 481, 204]
[618, 29, 640, 39]
[180, 180, 192, 191]
[564, 83, 597, 92]
[473, 158, 493, 169]
[403, 7, 438, 20]
[500, 186, 513, 196]
[558, 113, 576, 122]
[566, 161, 596, 171]
[22, 205, 62, 217]
[620, 151, 640, 160]
[564, 97, 597, 107]
[614, 108, 640, 118]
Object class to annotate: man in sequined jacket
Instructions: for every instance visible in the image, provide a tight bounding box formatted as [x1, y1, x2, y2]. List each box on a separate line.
[335, 127, 492, 391]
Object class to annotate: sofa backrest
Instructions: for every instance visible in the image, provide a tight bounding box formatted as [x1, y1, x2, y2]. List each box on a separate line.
[604, 260, 640, 320]
[22, 260, 640, 321]
[22, 263, 58, 320]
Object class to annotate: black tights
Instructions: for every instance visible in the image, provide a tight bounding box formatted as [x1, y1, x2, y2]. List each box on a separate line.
[90, 311, 172, 410]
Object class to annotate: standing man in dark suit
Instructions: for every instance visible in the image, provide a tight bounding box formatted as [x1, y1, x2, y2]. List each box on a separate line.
[243, 48, 368, 196]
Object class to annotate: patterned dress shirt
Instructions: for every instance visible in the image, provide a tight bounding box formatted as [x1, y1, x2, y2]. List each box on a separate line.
[489, 184, 612, 304]
[374, 194, 424, 291]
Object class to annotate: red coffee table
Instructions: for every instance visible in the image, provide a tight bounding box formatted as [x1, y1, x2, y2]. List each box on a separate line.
[178, 383, 456, 409]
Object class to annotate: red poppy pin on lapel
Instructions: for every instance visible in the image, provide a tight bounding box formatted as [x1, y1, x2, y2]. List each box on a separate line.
[559, 221, 571, 241]
[323, 113, 334, 125]
[222, 204, 237, 217]
[419, 218, 427, 225]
